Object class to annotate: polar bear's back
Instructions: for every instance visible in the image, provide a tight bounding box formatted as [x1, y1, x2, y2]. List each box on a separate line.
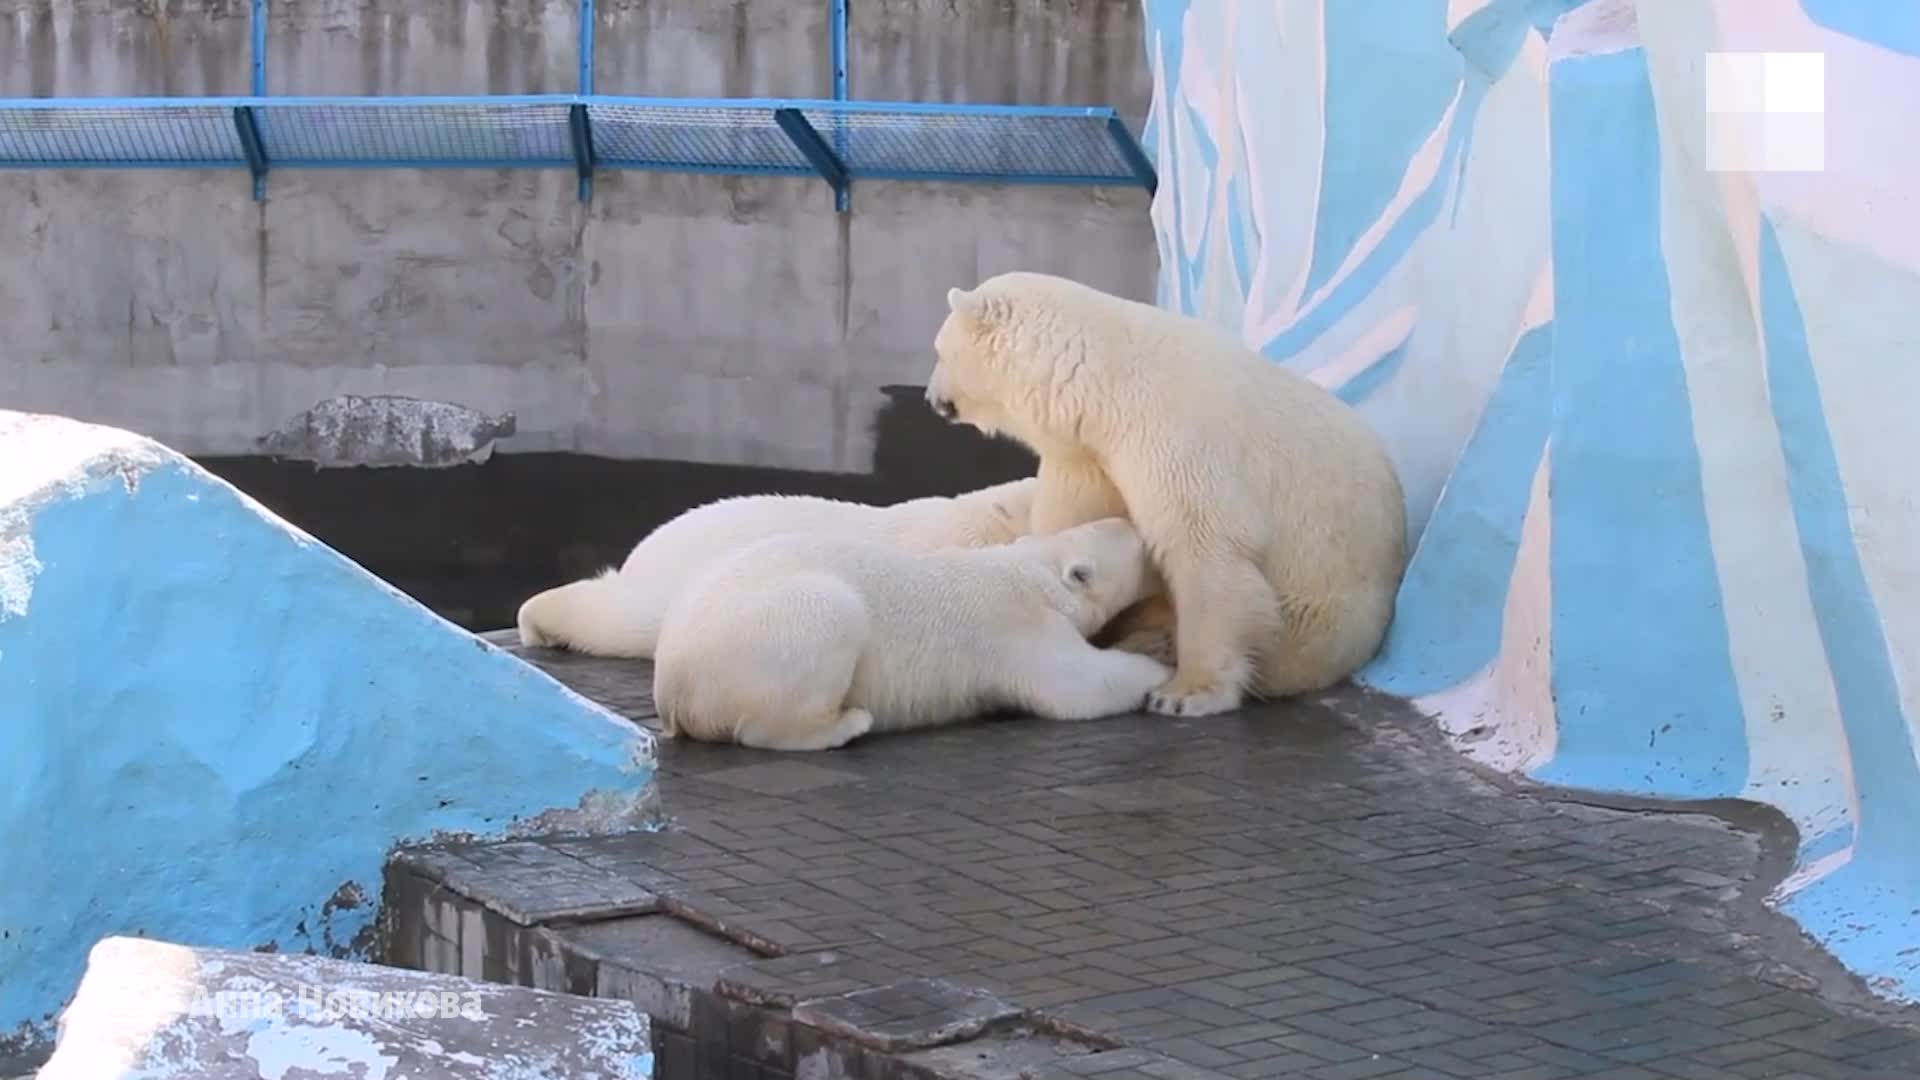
[1155, 339, 1406, 605]
[621, 494, 887, 575]
[663, 533, 1044, 655]
[623, 481, 1034, 580]
[970, 270, 1408, 602]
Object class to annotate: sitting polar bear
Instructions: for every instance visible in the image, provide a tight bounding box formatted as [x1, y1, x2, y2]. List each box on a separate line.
[516, 479, 1036, 657]
[652, 517, 1171, 751]
[925, 271, 1408, 718]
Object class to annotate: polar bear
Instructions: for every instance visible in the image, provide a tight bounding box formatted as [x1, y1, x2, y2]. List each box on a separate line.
[516, 478, 1037, 657]
[924, 271, 1408, 718]
[651, 517, 1170, 751]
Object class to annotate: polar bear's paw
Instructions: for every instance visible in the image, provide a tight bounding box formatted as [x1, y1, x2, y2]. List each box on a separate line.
[1145, 676, 1244, 718]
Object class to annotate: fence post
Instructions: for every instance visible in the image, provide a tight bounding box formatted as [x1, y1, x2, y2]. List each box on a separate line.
[830, 0, 849, 212]
[250, 0, 266, 96]
[246, 0, 267, 200]
[573, 0, 595, 201]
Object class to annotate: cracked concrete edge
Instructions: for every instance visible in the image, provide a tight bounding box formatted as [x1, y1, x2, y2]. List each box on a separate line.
[1339, 683, 1920, 1031]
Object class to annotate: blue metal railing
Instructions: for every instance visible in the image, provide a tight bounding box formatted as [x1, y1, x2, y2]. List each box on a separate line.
[830, 0, 851, 211]
[0, 0, 1156, 210]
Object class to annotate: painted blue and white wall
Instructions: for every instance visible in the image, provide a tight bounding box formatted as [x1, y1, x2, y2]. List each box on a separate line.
[1140, 0, 1920, 1001]
[0, 411, 657, 1046]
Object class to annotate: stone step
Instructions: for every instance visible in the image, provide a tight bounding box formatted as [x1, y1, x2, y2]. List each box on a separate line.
[384, 840, 1233, 1080]
[34, 936, 652, 1079]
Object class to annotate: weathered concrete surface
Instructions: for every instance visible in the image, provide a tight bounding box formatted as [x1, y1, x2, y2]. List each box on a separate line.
[0, 0, 1156, 472]
[258, 393, 518, 468]
[36, 936, 652, 1079]
[0, 411, 655, 1048]
[0, 0, 1149, 109]
[849, 0, 1150, 128]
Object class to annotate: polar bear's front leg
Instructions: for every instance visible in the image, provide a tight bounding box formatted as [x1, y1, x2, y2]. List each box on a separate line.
[1144, 546, 1278, 718]
[1014, 633, 1171, 721]
[1031, 454, 1129, 533]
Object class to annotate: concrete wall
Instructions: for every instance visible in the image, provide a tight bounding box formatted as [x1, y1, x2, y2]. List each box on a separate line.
[0, 0, 1155, 472]
[0, 410, 656, 1050]
[1141, 0, 1920, 1002]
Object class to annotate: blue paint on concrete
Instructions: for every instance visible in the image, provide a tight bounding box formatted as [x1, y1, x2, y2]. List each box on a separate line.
[1173, 98, 1222, 315]
[1265, 74, 1492, 361]
[1141, 0, 1920, 1006]
[0, 432, 653, 1038]
[1533, 47, 1748, 798]
[1800, 0, 1920, 57]
[1303, 1, 1460, 302]
[1756, 217, 1920, 998]
[1361, 322, 1553, 696]
[1450, 0, 1545, 79]
[1797, 822, 1855, 867]
[1136, 0, 1188, 219]
[1332, 338, 1413, 408]
[1446, 0, 1591, 74]
[1225, 174, 1254, 295]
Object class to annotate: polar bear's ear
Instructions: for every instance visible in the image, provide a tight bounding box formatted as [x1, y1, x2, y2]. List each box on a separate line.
[948, 286, 1009, 326]
[1064, 561, 1094, 588]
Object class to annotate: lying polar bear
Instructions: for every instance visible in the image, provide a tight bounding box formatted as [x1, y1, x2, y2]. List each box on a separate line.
[516, 478, 1037, 658]
[651, 517, 1170, 751]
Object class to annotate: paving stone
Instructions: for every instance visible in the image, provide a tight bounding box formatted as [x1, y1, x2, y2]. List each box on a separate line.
[717, 949, 903, 1009]
[397, 839, 661, 925]
[700, 759, 867, 796]
[1018, 1047, 1235, 1079]
[489, 632, 660, 723]
[424, 651, 1920, 1079]
[794, 978, 1024, 1053]
[556, 912, 759, 1029]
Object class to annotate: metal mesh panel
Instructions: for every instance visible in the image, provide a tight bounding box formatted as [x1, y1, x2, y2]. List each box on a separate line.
[587, 102, 813, 174]
[0, 96, 1150, 189]
[802, 108, 1134, 182]
[253, 101, 574, 164]
[0, 104, 244, 165]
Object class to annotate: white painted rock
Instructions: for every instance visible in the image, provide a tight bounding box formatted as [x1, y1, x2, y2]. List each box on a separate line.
[37, 936, 652, 1079]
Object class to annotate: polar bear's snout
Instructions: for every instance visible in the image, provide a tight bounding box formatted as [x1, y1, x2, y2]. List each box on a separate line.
[924, 385, 958, 421]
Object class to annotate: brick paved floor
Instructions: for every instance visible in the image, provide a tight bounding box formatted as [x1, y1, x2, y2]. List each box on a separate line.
[451, 638, 1920, 1078]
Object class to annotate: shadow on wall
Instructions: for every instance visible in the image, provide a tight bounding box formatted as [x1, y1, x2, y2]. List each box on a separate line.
[1140, 0, 1920, 1003]
[199, 386, 1039, 632]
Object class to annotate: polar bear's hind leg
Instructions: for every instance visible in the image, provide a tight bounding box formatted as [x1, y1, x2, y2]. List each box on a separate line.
[740, 707, 875, 752]
[667, 570, 873, 750]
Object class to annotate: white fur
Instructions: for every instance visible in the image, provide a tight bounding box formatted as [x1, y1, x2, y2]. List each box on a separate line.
[515, 479, 1036, 657]
[651, 517, 1171, 751]
[925, 271, 1409, 718]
